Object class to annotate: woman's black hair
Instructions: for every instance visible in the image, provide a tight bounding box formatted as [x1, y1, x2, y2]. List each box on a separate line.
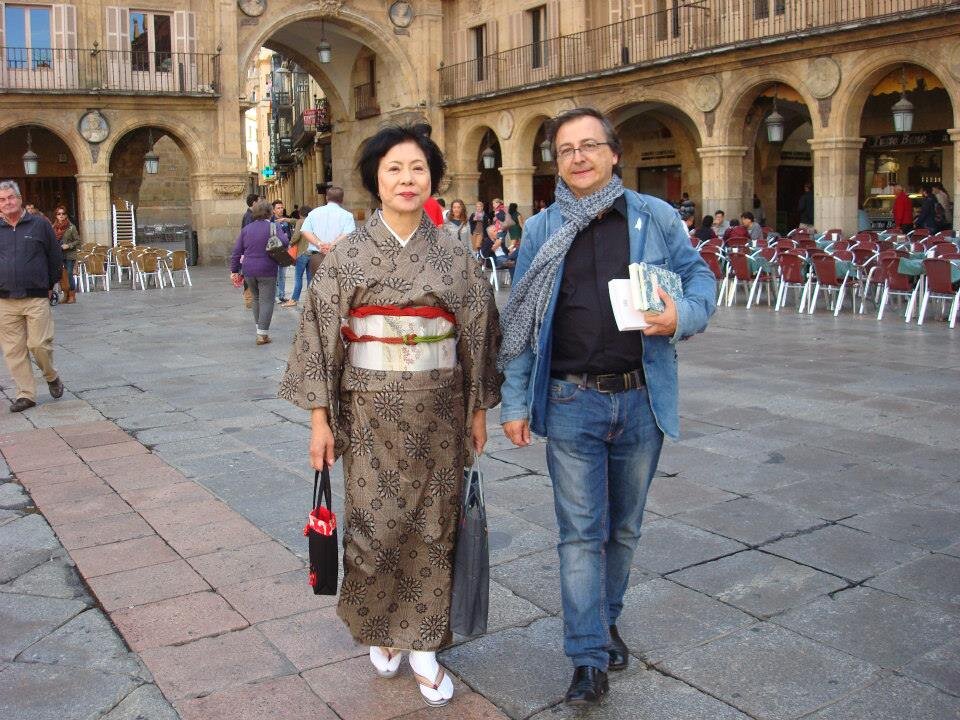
[357, 123, 446, 202]
[701, 214, 714, 229]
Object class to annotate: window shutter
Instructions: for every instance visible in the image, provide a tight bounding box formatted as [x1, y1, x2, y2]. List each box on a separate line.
[174, 10, 197, 90]
[52, 5, 78, 87]
[486, 19, 498, 55]
[105, 6, 130, 51]
[174, 10, 197, 54]
[547, 1, 560, 39]
[52, 5, 77, 49]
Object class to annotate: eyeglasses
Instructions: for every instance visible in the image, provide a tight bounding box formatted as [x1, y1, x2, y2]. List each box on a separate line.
[556, 141, 610, 162]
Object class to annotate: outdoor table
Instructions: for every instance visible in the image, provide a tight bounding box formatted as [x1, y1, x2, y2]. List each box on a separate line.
[898, 258, 960, 283]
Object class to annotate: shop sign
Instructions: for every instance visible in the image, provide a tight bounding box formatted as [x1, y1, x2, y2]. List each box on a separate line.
[865, 130, 950, 149]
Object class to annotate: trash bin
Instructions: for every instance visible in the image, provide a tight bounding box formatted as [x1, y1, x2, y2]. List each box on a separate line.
[186, 230, 199, 266]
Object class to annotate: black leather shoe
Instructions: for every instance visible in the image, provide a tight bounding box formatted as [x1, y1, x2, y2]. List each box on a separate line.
[48, 376, 64, 399]
[608, 625, 630, 671]
[10, 397, 36, 413]
[564, 666, 608, 706]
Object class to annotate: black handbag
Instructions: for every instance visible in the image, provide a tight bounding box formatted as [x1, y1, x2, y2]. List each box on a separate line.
[304, 468, 338, 595]
[450, 458, 489, 636]
[266, 221, 295, 267]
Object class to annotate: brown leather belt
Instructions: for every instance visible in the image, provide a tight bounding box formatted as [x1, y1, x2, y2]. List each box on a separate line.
[551, 369, 645, 394]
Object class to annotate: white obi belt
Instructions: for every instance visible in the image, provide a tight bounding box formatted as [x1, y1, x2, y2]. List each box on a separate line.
[342, 305, 457, 371]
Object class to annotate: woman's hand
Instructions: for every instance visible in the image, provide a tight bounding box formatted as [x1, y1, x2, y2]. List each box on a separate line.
[471, 409, 488, 454]
[310, 408, 335, 470]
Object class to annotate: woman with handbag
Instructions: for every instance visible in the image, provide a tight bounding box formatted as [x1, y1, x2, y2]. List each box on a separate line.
[53, 205, 80, 304]
[229, 199, 288, 345]
[280, 123, 502, 707]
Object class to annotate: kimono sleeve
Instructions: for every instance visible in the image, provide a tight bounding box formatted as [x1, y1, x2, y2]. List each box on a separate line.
[456, 256, 503, 417]
[278, 248, 349, 413]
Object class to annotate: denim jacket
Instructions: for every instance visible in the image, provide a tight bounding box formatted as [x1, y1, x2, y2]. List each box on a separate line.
[499, 189, 716, 440]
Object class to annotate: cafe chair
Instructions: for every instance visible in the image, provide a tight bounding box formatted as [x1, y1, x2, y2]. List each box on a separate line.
[876, 256, 919, 322]
[917, 258, 960, 328]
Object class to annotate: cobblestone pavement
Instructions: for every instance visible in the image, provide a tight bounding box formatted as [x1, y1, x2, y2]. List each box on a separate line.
[1, 265, 959, 720]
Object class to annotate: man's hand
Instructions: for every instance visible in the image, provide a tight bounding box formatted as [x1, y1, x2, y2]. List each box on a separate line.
[503, 419, 531, 447]
[318, 243, 333, 254]
[642, 287, 678, 337]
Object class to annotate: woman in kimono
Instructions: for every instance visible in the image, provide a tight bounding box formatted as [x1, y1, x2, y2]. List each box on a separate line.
[279, 124, 502, 707]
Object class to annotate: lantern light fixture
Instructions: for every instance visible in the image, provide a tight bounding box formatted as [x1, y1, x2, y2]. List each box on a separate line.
[539, 139, 553, 163]
[765, 85, 785, 143]
[22, 128, 39, 176]
[317, 21, 332, 64]
[481, 146, 496, 170]
[144, 129, 160, 175]
[892, 65, 914, 133]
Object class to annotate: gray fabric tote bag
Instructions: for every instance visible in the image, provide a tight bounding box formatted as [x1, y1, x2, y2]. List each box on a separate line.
[450, 458, 489, 637]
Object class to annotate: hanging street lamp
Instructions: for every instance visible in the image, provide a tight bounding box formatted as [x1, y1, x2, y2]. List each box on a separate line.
[144, 129, 160, 175]
[765, 86, 785, 143]
[892, 65, 914, 133]
[22, 128, 39, 176]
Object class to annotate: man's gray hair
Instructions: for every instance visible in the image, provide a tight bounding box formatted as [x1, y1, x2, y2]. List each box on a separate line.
[0, 180, 22, 197]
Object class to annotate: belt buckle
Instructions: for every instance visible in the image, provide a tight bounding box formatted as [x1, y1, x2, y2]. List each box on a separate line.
[595, 373, 619, 393]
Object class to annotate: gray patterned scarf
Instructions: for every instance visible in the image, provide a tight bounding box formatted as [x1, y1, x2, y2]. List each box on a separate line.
[497, 175, 624, 370]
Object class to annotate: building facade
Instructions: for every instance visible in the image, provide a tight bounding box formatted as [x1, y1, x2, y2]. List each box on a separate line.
[1, 0, 957, 262]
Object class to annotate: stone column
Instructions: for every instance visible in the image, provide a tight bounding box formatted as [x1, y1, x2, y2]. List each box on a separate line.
[190, 173, 249, 264]
[808, 137, 864, 234]
[696, 145, 748, 219]
[447, 172, 481, 206]
[499, 166, 536, 217]
[949, 129, 960, 231]
[75, 173, 113, 245]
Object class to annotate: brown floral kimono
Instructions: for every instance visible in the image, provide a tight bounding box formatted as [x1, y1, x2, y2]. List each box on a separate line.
[279, 211, 502, 650]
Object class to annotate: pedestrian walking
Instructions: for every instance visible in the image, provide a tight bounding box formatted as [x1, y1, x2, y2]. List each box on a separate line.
[229, 200, 288, 345]
[279, 123, 502, 707]
[285, 204, 313, 307]
[498, 107, 716, 707]
[0, 180, 66, 412]
[299, 186, 356, 284]
[52, 205, 80, 304]
[271, 200, 293, 304]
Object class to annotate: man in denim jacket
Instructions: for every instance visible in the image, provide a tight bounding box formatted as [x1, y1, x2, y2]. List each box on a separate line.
[498, 108, 715, 706]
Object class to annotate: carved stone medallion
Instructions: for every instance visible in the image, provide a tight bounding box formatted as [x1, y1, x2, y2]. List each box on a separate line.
[556, 98, 576, 114]
[497, 110, 514, 140]
[78, 110, 109, 144]
[692, 75, 722, 113]
[806, 57, 841, 99]
[314, 0, 345, 13]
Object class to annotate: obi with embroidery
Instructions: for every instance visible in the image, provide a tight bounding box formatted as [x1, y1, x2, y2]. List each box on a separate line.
[342, 305, 457, 371]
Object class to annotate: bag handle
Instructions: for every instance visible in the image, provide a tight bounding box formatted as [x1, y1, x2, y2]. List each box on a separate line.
[464, 454, 485, 507]
[270, 221, 278, 240]
[313, 468, 332, 512]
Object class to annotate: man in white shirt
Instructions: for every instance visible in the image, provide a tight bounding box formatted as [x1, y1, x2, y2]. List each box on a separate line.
[300, 186, 356, 278]
[712, 210, 729, 237]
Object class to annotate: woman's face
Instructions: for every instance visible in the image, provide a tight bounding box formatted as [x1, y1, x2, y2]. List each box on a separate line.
[377, 141, 431, 217]
[452, 200, 466, 219]
[475, 202, 484, 214]
[55, 209, 67, 221]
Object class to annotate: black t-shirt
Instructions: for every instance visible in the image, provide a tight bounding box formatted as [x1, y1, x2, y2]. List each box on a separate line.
[550, 195, 645, 376]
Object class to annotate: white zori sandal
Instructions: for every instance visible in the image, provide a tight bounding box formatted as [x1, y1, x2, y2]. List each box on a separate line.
[409, 650, 454, 706]
[369, 646, 404, 678]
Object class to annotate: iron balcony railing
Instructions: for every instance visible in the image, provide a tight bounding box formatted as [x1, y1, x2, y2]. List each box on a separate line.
[440, 0, 956, 103]
[0, 47, 220, 96]
[292, 102, 333, 149]
[355, 82, 380, 120]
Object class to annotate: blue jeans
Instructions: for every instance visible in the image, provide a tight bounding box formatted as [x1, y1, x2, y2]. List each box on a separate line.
[291, 253, 310, 301]
[64, 259, 76, 291]
[545, 379, 663, 671]
[276, 265, 287, 301]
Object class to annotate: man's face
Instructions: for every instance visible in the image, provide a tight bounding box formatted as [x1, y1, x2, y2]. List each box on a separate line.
[0, 189, 23, 218]
[555, 116, 619, 198]
[741, 216, 752, 227]
[714, 212, 724, 224]
[24, 203, 35, 214]
[273, 203, 284, 217]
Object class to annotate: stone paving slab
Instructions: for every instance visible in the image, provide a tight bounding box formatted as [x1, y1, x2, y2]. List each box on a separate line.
[668, 549, 847, 618]
[658, 623, 880, 718]
[5, 268, 960, 719]
[803, 673, 960, 719]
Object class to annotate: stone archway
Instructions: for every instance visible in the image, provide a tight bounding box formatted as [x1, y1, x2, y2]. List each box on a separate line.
[0, 125, 80, 221]
[841, 58, 958, 231]
[608, 102, 704, 209]
[724, 80, 816, 231]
